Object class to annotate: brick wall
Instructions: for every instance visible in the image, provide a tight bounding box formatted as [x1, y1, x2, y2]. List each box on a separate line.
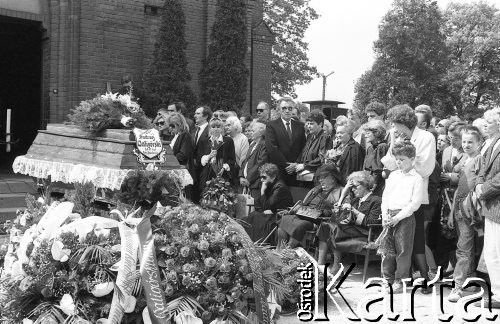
[1, 0, 272, 123]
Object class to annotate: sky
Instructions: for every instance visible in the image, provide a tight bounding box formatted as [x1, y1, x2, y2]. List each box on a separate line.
[294, 0, 493, 108]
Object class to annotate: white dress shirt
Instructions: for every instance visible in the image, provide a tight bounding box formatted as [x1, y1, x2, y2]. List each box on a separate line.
[195, 122, 208, 144]
[381, 168, 424, 221]
[381, 126, 436, 204]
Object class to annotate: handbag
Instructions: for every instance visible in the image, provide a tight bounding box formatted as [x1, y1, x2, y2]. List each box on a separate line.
[235, 188, 254, 219]
[295, 205, 322, 220]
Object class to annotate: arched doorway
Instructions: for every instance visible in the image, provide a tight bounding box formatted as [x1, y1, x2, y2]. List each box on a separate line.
[0, 15, 42, 173]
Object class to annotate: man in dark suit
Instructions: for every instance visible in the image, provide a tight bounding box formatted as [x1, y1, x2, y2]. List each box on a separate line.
[168, 101, 195, 132]
[191, 106, 212, 203]
[475, 133, 500, 308]
[265, 98, 306, 185]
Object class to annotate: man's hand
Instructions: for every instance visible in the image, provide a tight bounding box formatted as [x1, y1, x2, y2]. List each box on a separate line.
[240, 178, 249, 187]
[285, 163, 296, 174]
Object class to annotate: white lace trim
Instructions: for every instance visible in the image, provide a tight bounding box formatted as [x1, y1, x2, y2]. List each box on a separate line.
[12, 155, 193, 190]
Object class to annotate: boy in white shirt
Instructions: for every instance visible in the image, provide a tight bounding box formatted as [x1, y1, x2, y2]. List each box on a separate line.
[381, 142, 424, 293]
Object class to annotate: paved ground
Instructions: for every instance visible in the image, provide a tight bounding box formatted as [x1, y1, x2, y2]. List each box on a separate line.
[278, 257, 500, 324]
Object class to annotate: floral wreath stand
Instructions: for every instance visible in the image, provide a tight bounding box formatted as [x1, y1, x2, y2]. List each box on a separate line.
[12, 124, 193, 198]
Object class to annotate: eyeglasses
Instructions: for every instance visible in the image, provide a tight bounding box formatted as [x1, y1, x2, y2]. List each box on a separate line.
[257, 109, 265, 113]
[213, 114, 220, 118]
[260, 175, 268, 180]
[168, 124, 176, 128]
[281, 106, 294, 111]
[155, 121, 165, 127]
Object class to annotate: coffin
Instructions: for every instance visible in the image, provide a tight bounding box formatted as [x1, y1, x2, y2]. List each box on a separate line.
[12, 124, 192, 190]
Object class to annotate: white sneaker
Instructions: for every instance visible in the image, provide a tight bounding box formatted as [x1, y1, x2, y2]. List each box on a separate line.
[448, 288, 463, 303]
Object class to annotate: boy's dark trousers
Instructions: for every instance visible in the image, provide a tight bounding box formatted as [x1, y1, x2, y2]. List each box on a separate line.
[382, 213, 416, 282]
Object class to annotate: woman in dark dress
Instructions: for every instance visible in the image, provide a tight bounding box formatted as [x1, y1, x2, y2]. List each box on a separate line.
[199, 118, 237, 193]
[326, 119, 365, 184]
[316, 171, 382, 274]
[165, 112, 194, 168]
[242, 163, 293, 244]
[165, 112, 195, 199]
[362, 119, 389, 196]
[277, 164, 344, 248]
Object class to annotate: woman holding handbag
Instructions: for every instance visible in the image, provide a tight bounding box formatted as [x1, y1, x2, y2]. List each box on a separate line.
[277, 164, 345, 248]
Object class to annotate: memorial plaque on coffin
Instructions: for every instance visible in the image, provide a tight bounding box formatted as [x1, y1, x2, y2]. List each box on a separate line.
[12, 124, 193, 191]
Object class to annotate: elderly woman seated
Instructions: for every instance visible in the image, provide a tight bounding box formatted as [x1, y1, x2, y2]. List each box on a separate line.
[316, 171, 382, 275]
[277, 164, 344, 248]
[242, 163, 293, 244]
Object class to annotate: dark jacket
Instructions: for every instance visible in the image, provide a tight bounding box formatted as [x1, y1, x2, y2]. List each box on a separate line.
[239, 138, 268, 189]
[477, 134, 500, 224]
[297, 130, 332, 172]
[172, 131, 194, 169]
[256, 179, 293, 213]
[200, 136, 238, 187]
[265, 118, 306, 169]
[192, 124, 210, 178]
[336, 138, 365, 184]
[351, 194, 382, 227]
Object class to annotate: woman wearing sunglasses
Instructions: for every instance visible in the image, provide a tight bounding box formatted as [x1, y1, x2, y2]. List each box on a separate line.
[165, 112, 194, 169]
[242, 163, 293, 245]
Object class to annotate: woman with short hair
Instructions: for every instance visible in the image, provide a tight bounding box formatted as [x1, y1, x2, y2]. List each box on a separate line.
[239, 121, 268, 204]
[225, 116, 249, 168]
[286, 110, 333, 184]
[242, 163, 293, 244]
[326, 119, 365, 184]
[481, 108, 500, 155]
[362, 119, 389, 196]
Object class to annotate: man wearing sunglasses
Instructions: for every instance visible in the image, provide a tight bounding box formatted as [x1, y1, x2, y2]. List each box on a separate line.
[265, 98, 306, 185]
[255, 101, 270, 123]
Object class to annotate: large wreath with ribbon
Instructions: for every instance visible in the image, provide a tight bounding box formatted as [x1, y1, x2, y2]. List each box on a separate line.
[0, 190, 309, 323]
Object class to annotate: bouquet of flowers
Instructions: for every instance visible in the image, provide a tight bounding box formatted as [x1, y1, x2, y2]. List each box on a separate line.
[68, 92, 152, 133]
[201, 176, 237, 215]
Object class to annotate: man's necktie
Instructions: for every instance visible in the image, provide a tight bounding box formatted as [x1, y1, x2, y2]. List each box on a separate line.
[194, 126, 200, 145]
[286, 122, 292, 142]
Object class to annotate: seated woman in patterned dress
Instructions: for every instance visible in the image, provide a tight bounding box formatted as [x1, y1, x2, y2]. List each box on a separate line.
[316, 171, 382, 275]
[277, 164, 344, 248]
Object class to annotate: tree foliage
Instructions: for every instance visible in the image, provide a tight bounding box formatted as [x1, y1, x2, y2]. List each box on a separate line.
[264, 0, 319, 98]
[144, 0, 196, 116]
[199, 0, 248, 111]
[443, 2, 500, 111]
[354, 0, 454, 117]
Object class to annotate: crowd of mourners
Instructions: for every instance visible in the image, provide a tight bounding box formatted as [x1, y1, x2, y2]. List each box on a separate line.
[152, 99, 500, 307]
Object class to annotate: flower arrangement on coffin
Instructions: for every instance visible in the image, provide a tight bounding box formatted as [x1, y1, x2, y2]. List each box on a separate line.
[67, 92, 152, 133]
